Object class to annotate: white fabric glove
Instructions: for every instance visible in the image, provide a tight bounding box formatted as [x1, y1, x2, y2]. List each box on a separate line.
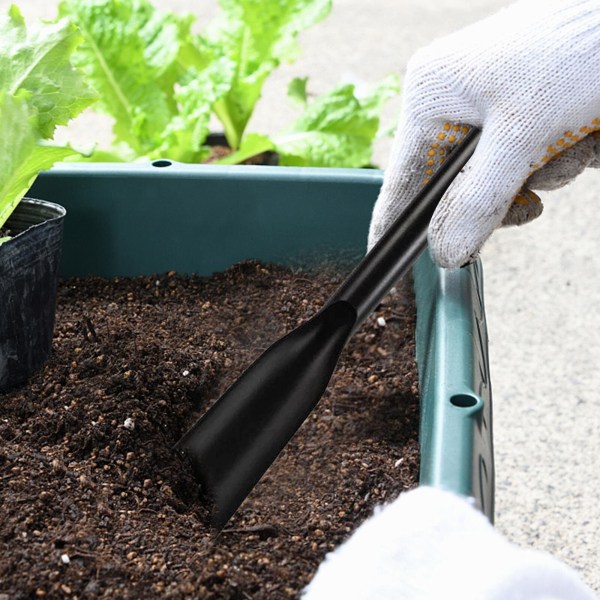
[302, 487, 598, 600]
[368, 0, 600, 268]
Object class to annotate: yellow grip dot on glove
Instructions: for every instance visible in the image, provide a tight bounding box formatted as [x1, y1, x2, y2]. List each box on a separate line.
[422, 123, 472, 185]
[420, 119, 600, 229]
[504, 188, 543, 226]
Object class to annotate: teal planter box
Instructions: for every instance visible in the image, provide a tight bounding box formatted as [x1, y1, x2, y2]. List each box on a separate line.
[31, 161, 494, 520]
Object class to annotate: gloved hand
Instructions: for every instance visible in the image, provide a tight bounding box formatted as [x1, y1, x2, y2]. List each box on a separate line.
[302, 487, 598, 600]
[368, 0, 600, 268]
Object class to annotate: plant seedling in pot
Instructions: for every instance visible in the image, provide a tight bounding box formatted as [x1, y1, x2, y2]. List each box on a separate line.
[0, 5, 96, 390]
[0, 4, 96, 235]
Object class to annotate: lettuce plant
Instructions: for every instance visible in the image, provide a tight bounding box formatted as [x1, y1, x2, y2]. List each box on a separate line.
[0, 5, 96, 235]
[58, 0, 399, 168]
[220, 75, 400, 168]
[57, 0, 221, 162]
[203, 0, 332, 150]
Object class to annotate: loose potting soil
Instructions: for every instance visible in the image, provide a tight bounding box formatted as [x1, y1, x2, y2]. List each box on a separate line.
[0, 260, 420, 599]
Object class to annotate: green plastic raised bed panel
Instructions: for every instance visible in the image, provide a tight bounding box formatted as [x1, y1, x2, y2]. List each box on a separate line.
[31, 162, 380, 278]
[31, 162, 494, 519]
[414, 255, 494, 521]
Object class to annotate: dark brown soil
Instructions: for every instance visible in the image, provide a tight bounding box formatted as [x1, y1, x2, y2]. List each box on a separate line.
[0, 260, 420, 599]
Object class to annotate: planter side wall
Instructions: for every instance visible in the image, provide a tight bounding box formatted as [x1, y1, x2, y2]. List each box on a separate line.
[31, 164, 382, 278]
[31, 163, 494, 516]
[414, 255, 494, 520]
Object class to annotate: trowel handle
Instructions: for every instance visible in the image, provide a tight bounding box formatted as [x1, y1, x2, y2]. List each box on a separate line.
[331, 127, 481, 326]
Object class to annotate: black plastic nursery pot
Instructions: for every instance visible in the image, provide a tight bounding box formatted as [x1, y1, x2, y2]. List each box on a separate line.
[0, 198, 66, 392]
[30, 162, 494, 519]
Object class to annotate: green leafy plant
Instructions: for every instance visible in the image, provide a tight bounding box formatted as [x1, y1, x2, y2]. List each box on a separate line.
[203, 0, 332, 150]
[57, 0, 218, 162]
[220, 75, 400, 167]
[0, 5, 97, 236]
[58, 0, 399, 168]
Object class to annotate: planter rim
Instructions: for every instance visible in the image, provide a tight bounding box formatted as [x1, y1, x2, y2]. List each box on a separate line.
[21, 196, 67, 217]
[45, 160, 384, 185]
[2, 198, 66, 246]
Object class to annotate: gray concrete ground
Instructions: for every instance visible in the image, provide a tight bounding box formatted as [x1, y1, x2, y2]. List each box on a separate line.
[4, 0, 599, 593]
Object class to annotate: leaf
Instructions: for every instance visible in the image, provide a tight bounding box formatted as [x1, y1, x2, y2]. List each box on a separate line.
[0, 92, 75, 229]
[58, 0, 195, 155]
[355, 74, 400, 119]
[287, 76, 308, 108]
[205, 0, 332, 148]
[0, 7, 94, 230]
[274, 77, 399, 168]
[275, 84, 375, 168]
[214, 133, 274, 165]
[155, 57, 235, 163]
[61, 144, 135, 162]
[0, 5, 97, 139]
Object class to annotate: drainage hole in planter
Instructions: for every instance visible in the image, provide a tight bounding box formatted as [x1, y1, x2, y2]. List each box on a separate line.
[450, 394, 480, 408]
[152, 159, 172, 168]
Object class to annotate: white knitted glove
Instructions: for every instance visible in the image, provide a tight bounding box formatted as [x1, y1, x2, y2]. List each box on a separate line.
[302, 487, 598, 600]
[368, 0, 600, 268]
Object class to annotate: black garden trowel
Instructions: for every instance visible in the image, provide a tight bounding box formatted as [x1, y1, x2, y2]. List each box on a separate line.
[175, 128, 481, 529]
